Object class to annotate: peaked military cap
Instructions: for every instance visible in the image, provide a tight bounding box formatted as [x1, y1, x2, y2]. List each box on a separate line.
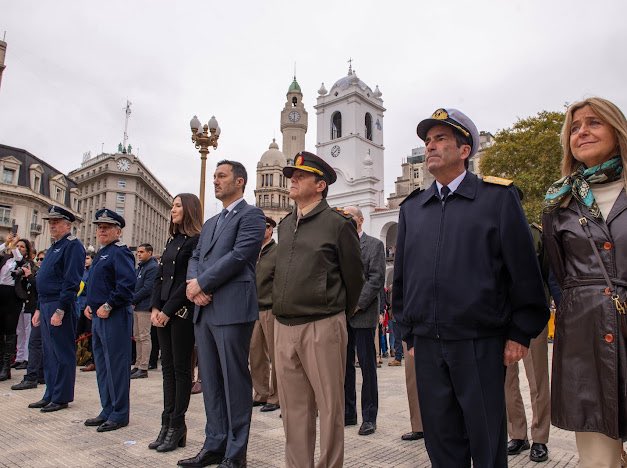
[94, 208, 126, 228]
[283, 151, 337, 185]
[416, 108, 481, 157]
[265, 216, 277, 228]
[42, 205, 76, 222]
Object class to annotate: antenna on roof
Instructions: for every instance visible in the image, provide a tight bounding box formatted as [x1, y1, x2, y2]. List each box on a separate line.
[347, 57, 353, 75]
[293, 62, 296, 80]
[122, 100, 132, 149]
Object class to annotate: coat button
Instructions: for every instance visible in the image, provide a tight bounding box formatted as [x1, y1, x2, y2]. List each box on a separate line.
[605, 333, 614, 343]
[170, 276, 174, 279]
[603, 242, 612, 250]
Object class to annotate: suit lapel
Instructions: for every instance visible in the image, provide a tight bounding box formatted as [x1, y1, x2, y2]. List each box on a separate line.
[207, 200, 247, 251]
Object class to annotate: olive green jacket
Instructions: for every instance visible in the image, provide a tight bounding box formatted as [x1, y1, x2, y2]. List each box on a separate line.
[272, 200, 364, 325]
[256, 239, 277, 310]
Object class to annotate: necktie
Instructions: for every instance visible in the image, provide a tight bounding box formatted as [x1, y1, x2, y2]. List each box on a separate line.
[212, 209, 228, 240]
[440, 185, 451, 204]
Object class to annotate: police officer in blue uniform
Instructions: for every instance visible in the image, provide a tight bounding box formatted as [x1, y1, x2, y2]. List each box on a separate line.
[29, 206, 85, 412]
[393, 108, 549, 467]
[83, 209, 136, 432]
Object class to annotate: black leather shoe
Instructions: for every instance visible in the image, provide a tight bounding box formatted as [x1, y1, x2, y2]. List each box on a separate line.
[260, 403, 280, 412]
[14, 360, 28, 370]
[344, 417, 357, 426]
[41, 402, 68, 413]
[218, 458, 247, 468]
[28, 399, 49, 409]
[130, 369, 148, 379]
[358, 421, 376, 436]
[401, 431, 424, 441]
[508, 439, 530, 455]
[157, 425, 187, 452]
[252, 401, 266, 407]
[97, 420, 128, 432]
[11, 379, 37, 390]
[148, 425, 169, 449]
[148, 363, 157, 370]
[177, 448, 225, 467]
[85, 416, 107, 427]
[530, 443, 548, 462]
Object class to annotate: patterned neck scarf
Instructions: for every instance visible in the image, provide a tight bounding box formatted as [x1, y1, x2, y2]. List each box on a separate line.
[544, 155, 623, 218]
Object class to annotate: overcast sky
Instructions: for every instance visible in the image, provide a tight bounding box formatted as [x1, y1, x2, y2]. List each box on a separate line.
[1, 0, 626, 217]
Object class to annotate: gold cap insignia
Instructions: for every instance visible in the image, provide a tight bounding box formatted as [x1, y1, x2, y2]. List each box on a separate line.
[432, 109, 449, 120]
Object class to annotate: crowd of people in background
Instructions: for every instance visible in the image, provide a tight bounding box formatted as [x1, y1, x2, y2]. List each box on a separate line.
[0, 96, 625, 468]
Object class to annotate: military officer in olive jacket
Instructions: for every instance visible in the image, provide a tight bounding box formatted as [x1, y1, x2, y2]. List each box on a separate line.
[273, 151, 364, 468]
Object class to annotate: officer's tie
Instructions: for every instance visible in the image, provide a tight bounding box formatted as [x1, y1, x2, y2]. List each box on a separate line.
[440, 185, 451, 205]
[212, 208, 229, 240]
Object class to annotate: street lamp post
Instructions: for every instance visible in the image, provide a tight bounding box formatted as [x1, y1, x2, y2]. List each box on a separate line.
[190, 115, 221, 215]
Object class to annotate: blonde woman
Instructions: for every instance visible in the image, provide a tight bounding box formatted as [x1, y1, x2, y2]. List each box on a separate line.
[543, 97, 627, 467]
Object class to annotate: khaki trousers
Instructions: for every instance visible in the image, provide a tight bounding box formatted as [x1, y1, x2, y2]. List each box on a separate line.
[250, 309, 279, 405]
[275, 313, 347, 468]
[403, 342, 423, 432]
[133, 311, 152, 371]
[505, 324, 550, 443]
[575, 432, 622, 468]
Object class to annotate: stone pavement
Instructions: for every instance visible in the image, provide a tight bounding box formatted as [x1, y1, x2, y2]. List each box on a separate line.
[0, 346, 578, 467]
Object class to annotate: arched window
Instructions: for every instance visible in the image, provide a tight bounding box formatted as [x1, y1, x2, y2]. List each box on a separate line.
[365, 113, 373, 141]
[331, 111, 342, 139]
[292, 97, 298, 107]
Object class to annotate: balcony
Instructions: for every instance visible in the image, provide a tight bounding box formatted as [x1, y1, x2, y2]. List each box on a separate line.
[0, 217, 15, 228]
[30, 223, 42, 234]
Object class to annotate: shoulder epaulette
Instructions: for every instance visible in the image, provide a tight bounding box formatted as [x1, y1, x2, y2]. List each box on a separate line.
[482, 176, 513, 186]
[67, 235, 77, 241]
[400, 188, 424, 206]
[530, 222, 543, 232]
[332, 207, 353, 220]
[115, 241, 126, 247]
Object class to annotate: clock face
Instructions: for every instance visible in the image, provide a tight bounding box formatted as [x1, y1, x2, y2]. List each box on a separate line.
[331, 145, 341, 158]
[117, 158, 131, 172]
[288, 111, 300, 123]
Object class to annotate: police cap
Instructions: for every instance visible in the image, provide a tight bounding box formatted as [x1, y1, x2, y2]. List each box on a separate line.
[94, 208, 126, 228]
[42, 205, 76, 222]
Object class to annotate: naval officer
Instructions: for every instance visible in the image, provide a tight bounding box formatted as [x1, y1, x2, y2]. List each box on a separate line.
[29, 206, 85, 412]
[83, 209, 136, 432]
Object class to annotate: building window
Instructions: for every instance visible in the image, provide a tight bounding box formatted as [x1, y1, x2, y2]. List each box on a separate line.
[56, 187, 64, 201]
[269, 174, 273, 186]
[331, 111, 342, 139]
[31, 210, 38, 225]
[117, 193, 126, 204]
[365, 113, 373, 141]
[118, 179, 126, 188]
[2, 168, 15, 184]
[33, 175, 41, 192]
[115, 207, 125, 216]
[0, 205, 11, 226]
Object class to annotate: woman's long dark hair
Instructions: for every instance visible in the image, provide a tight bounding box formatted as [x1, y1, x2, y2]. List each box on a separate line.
[169, 193, 203, 237]
[16, 238, 33, 262]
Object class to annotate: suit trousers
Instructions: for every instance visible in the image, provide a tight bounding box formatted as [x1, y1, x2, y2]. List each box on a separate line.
[132, 311, 152, 371]
[40, 301, 77, 404]
[195, 320, 255, 460]
[505, 324, 550, 443]
[92, 307, 132, 424]
[275, 313, 348, 468]
[344, 324, 378, 423]
[157, 315, 194, 428]
[414, 335, 508, 468]
[250, 309, 279, 405]
[402, 341, 423, 432]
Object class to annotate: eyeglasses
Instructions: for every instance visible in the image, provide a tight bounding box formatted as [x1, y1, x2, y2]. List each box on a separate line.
[36, 257, 44, 262]
[265, 224, 272, 228]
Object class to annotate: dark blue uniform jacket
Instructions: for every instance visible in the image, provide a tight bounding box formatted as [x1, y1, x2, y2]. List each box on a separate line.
[86, 241, 136, 312]
[393, 172, 548, 347]
[132, 256, 158, 311]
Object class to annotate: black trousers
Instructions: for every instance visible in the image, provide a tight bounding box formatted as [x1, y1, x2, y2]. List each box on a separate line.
[0, 285, 21, 335]
[25, 322, 44, 382]
[344, 325, 378, 423]
[413, 335, 508, 468]
[149, 325, 160, 367]
[157, 315, 195, 428]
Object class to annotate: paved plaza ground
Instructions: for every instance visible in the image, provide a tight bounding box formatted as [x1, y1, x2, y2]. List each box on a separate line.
[1, 347, 579, 467]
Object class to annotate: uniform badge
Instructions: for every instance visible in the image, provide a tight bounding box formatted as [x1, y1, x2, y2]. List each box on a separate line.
[295, 155, 304, 166]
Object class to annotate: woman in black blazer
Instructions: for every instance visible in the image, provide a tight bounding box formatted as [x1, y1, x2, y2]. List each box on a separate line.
[149, 193, 202, 452]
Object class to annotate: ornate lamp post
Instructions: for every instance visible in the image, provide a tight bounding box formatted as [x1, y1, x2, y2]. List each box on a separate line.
[190, 115, 221, 214]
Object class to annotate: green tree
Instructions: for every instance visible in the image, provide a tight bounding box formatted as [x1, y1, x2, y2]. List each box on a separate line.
[479, 110, 565, 223]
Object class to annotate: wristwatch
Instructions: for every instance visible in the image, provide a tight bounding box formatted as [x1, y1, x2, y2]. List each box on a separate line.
[102, 303, 112, 312]
[54, 309, 65, 319]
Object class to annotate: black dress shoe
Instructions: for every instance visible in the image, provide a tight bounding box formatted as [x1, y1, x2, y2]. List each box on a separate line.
[358, 421, 376, 436]
[41, 402, 68, 413]
[148, 363, 157, 370]
[177, 448, 225, 467]
[130, 369, 148, 379]
[15, 360, 28, 370]
[260, 403, 280, 412]
[97, 420, 128, 432]
[252, 401, 266, 407]
[218, 458, 247, 468]
[507, 438, 530, 455]
[85, 416, 107, 427]
[11, 379, 37, 390]
[28, 399, 49, 409]
[530, 443, 549, 462]
[401, 431, 424, 441]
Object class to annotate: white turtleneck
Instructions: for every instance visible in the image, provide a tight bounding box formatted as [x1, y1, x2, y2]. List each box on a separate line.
[591, 179, 625, 220]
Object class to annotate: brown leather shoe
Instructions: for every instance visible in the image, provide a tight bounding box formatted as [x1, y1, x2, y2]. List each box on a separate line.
[80, 363, 96, 372]
[191, 381, 202, 394]
[388, 359, 402, 367]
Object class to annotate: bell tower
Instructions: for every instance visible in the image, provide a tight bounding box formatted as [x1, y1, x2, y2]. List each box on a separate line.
[280, 77, 308, 161]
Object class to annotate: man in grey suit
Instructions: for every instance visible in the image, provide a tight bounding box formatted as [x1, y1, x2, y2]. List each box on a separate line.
[179, 160, 265, 468]
[343, 206, 385, 436]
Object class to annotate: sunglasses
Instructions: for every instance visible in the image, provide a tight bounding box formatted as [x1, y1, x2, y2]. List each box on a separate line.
[36, 257, 44, 262]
